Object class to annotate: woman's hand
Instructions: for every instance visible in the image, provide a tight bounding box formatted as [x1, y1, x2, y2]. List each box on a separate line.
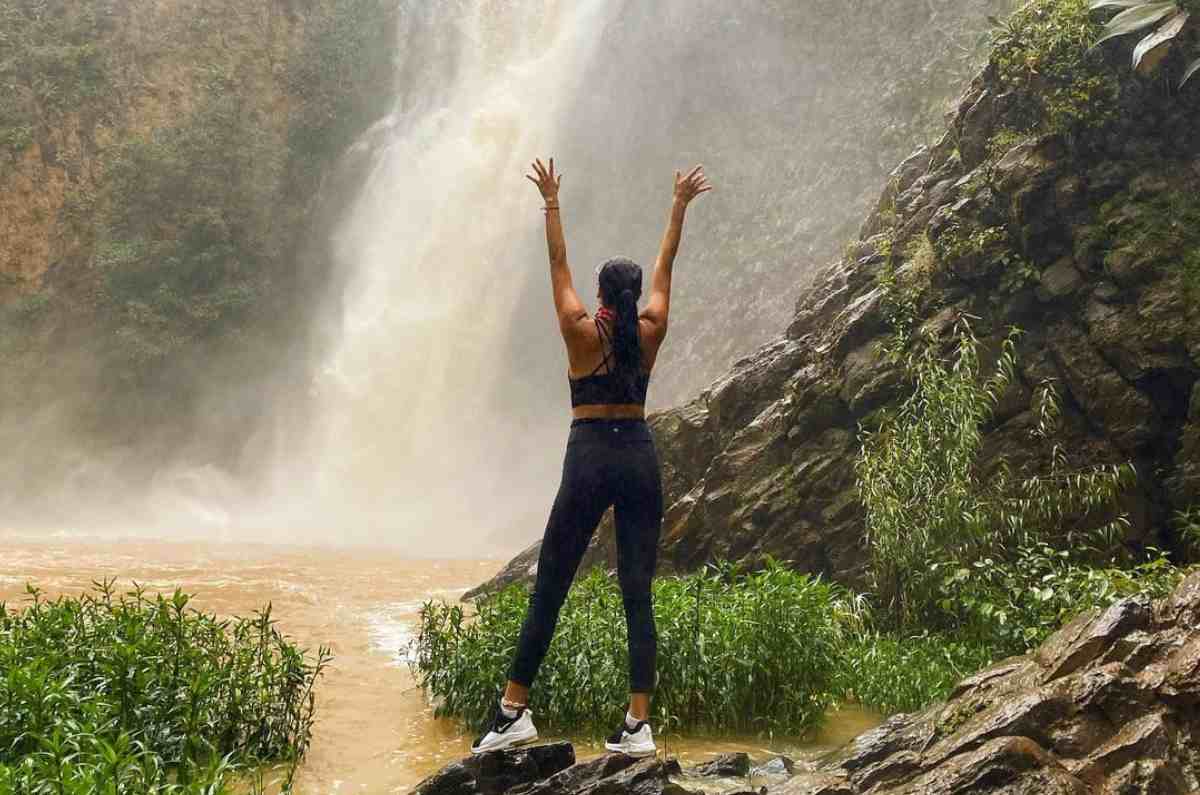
[525, 157, 562, 204]
[673, 164, 712, 206]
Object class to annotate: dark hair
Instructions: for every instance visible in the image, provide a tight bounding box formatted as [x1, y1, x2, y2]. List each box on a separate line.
[597, 257, 643, 400]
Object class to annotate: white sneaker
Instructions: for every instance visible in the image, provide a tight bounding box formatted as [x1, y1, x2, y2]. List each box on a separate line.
[471, 704, 538, 754]
[604, 718, 656, 757]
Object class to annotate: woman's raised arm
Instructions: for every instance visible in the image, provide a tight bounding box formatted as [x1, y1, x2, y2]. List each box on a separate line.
[526, 157, 588, 340]
[641, 165, 712, 344]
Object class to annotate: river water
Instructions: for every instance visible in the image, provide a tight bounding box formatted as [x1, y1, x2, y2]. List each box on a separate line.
[0, 538, 879, 793]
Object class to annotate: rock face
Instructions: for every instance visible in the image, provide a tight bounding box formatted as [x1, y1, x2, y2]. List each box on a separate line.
[786, 571, 1200, 794]
[427, 573, 1200, 794]
[469, 15, 1200, 600]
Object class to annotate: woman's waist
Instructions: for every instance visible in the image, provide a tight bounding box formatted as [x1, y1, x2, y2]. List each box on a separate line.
[568, 416, 653, 444]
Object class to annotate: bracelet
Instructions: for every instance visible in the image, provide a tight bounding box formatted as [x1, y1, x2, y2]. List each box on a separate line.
[543, 203, 560, 211]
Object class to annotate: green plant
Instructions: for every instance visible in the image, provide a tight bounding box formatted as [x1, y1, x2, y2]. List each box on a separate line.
[0, 581, 330, 793]
[992, 0, 1122, 135]
[1090, 0, 1200, 86]
[1174, 506, 1200, 554]
[1097, 186, 1200, 302]
[835, 631, 996, 715]
[856, 321, 1136, 627]
[413, 563, 848, 737]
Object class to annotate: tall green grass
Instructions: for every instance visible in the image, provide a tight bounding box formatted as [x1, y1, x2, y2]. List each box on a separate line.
[0, 580, 330, 793]
[413, 563, 850, 737]
[414, 556, 1189, 736]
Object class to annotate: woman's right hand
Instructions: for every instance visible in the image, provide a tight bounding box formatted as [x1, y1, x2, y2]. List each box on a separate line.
[674, 164, 712, 206]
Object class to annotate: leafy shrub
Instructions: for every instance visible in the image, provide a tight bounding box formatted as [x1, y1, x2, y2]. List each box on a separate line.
[835, 631, 996, 715]
[991, 0, 1122, 135]
[856, 321, 1136, 627]
[413, 564, 848, 737]
[0, 581, 330, 793]
[936, 542, 1185, 655]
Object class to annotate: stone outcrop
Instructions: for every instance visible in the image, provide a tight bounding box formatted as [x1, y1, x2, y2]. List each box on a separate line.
[414, 746, 694, 795]
[469, 17, 1200, 600]
[427, 572, 1200, 794]
[784, 570, 1200, 794]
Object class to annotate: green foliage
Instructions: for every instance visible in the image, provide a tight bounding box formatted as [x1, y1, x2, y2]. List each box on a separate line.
[0, 0, 113, 156]
[1098, 185, 1200, 303]
[1, 0, 395, 449]
[986, 127, 1036, 162]
[1090, 0, 1200, 87]
[991, 0, 1121, 135]
[856, 321, 1137, 627]
[1174, 506, 1200, 555]
[93, 84, 279, 376]
[835, 631, 996, 715]
[0, 581, 330, 793]
[937, 542, 1184, 654]
[285, 0, 394, 185]
[932, 222, 1009, 265]
[414, 564, 849, 737]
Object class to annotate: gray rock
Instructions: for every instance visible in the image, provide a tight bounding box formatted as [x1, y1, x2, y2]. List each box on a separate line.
[690, 753, 751, 778]
[769, 575, 1200, 794]
[1036, 260, 1083, 302]
[412, 743, 575, 795]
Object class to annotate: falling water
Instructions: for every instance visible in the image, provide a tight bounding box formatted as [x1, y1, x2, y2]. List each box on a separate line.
[272, 0, 623, 552]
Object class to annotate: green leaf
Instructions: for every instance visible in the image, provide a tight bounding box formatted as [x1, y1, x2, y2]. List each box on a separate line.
[1181, 56, 1200, 87]
[1132, 11, 1188, 72]
[1096, 2, 1182, 46]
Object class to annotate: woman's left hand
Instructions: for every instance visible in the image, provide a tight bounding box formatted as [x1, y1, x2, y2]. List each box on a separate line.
[525, 157, 562, 204]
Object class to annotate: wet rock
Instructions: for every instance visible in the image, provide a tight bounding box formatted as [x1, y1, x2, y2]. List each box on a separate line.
[413, 743, 576, 795]
[416, 748, 708, 795]
[1036, 598, 1149, 681]
[753, 757, 795, 777]
[1047, 324, 1158, 455]
[521, 755, 694, 795]
[774, 575, 1200, 794]
[690, 753, 751, 778]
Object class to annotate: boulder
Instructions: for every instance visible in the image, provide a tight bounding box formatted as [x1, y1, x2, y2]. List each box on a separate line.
[412, 743, 576, 795]
[778, 573, 1200, 794]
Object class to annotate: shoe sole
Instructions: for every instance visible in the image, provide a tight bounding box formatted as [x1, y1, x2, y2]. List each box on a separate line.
[471, 729, 538, 755]
[604, 741, 656, 758]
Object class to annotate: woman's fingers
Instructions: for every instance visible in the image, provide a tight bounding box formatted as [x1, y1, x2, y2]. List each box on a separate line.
[685, 164, 703, 180]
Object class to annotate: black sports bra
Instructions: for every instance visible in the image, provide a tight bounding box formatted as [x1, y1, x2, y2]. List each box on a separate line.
[569, 319, 651, 407]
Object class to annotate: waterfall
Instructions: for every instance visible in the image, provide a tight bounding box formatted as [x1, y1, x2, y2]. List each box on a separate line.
[271, 0, 623, 552]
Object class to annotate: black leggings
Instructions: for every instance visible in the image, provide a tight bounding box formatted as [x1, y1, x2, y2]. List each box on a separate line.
[508, 418, 664, 693]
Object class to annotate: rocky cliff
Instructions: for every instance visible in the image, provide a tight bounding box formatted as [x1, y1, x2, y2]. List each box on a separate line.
[431, 571, 1200, 795]
[0, 0, 393, 512]
[470, 0, 1200, 598]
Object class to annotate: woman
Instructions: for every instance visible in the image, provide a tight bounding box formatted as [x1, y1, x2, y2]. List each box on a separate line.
[471, 158, 711, 757]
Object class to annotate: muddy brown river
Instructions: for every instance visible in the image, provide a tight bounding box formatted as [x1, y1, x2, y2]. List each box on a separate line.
[0, 537, 879, 793]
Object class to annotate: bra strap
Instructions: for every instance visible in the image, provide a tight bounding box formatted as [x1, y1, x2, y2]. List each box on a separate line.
[588, 318, 614, 376]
